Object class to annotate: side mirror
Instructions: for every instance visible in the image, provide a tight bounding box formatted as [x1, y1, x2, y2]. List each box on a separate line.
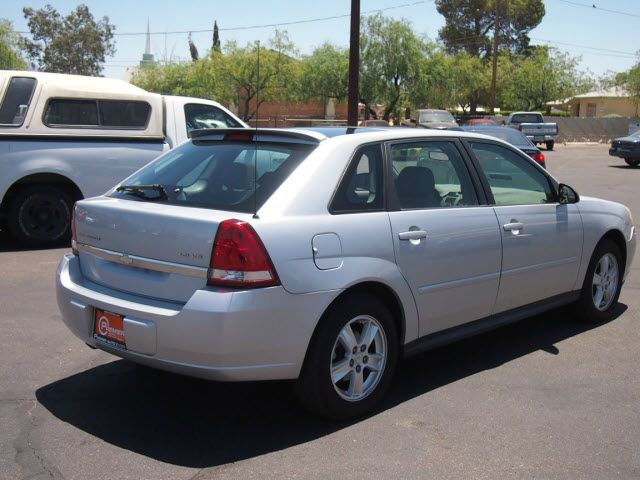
[558, 183, 579, 204]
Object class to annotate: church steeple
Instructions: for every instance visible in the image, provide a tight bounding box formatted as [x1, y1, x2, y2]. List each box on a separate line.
[139, 19, 155, 67]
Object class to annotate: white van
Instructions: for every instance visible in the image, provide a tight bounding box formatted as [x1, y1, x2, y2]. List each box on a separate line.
[0, 70, 247, 245]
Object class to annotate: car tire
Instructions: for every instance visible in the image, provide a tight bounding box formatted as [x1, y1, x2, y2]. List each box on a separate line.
[7, 185, 73, 247]
[295, 293, 399, 420]
[624, 158, 640, 167]
[573, 239, 623, 323]
[546, 140, 554, 151]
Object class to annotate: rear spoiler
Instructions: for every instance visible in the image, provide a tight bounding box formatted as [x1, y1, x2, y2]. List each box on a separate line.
[189, 128, 322, 145]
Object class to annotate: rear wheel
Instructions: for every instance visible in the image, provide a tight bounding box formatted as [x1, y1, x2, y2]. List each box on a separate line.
[573, 239, 623, 323]
[546, 140, 554, 151]
[624, 158, 640, 167]
[7, 186, 73, 246]
[295, 293, 398, 419]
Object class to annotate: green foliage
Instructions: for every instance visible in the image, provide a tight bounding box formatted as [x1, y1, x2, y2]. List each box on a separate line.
[0, 20, 27, 70]
[435, 0, 545, 57]
[300, 43, 348, 103]
[22, 4, 115, 76]
[360, 14, 427, 120]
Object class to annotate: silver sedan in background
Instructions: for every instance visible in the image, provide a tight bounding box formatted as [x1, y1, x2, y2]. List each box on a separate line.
[57, 127, 635, 419]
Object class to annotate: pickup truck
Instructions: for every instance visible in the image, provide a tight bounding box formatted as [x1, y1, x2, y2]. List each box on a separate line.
[0, 70, 247, 246]
[505, 112, 558, 151]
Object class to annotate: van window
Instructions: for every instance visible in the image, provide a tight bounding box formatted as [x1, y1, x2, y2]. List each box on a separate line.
[0, 77, 37, 126]
[43, 99, 151, 128]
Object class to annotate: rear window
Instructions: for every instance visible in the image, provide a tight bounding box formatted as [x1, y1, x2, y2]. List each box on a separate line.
[0, 77, 37, 126]
[419, 111, 455, 123]
[466, 127, 534, 146]
[510, 114, 543, 124]
[110, 140, 316, 213]
[44, 99, 150, 128]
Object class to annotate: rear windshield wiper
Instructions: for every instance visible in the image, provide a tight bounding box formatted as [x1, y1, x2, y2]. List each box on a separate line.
[115, 184, 168, 201]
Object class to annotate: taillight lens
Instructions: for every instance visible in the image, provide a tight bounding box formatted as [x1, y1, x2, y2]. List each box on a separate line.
[529, 152, 546, 165]
[71, 203, 79, 255]
[208, 219, 279, 288]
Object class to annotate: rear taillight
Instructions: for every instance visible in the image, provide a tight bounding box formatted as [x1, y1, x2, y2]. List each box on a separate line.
[529, 152, 546, 165]
[207, 219, 279, 288]
[71, 203, 78, 255]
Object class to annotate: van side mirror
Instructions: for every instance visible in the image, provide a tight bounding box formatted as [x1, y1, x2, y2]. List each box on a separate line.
[558, 183, 579, 204]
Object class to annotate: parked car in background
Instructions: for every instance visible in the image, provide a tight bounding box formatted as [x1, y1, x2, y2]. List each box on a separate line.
[408, 109, 458, 129]
[505, 111, 558, 151]
[57, 127, 635, 419]
[0, 71, 247, 245]
[463, 125, 546, 168]
[360, 119, 390, 127]
[464, 118, 498, 126]
[609, 130, 640, 167]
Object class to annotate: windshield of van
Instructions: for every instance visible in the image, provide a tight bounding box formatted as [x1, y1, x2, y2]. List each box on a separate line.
[110, 140, 316, 212]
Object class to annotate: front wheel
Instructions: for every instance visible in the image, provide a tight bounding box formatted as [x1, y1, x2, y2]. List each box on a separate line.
[546, 140, 555, 151]
[624, 158, 640, 167]
[295, 293, 398, 419]
[573, 239, 623, 323]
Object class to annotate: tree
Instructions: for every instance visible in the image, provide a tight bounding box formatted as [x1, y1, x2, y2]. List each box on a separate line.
[436, 0, 545, 57]
[300, 43, 348, 105]
[22, 4, 115, 76]
[0, 20, 27, 70]
[188, 32, 199, 61]
[212, 21, 221, 53]
[360, 14, 427, 121]
[224, 30, 300, 122]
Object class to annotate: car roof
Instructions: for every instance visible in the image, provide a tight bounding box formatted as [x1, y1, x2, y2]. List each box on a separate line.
[462, 126, 536, 147]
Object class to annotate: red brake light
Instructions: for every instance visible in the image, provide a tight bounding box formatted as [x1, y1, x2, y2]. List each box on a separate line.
[208, 219, 279, 288]
[528, 152, 546, 165]
[225, 131, 254, 142]
[71, 203, 79, 255]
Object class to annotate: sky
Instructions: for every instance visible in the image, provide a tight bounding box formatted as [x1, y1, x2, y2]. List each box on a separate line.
[4, 0, 639, 80]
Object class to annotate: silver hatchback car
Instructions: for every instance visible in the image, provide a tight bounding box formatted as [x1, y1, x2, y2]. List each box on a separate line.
[57, 127, 635, 419]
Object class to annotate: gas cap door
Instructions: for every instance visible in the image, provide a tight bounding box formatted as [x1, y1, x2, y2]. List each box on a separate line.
[312, 233, 343, 270]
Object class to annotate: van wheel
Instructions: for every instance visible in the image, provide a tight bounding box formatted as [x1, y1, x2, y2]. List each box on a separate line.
[295, 293, 398, 420]
[573, 239, 623, 323]
[624, 158, 640, 167]
[546, 140, 554, 151]
[7, 186, 72, 246]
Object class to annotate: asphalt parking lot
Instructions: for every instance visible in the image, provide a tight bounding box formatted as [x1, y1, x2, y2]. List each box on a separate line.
[1, 144, 639, 479]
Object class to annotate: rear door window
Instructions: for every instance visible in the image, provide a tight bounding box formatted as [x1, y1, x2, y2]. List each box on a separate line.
[0, 77, 37, 126]
[112, 140, 316, 213]
[331, 144, 384, 213]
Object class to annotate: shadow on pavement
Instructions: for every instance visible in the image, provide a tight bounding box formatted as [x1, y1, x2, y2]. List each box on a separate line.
[608, 165, 640, 169]
[0, 228, 69, 252]
[36, 304, 626, 468]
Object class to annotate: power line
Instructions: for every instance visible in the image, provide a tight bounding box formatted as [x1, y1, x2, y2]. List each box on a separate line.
[531, 37, 637, 58]
[555, 0, 640, 19]
[17, 1, 427, 37]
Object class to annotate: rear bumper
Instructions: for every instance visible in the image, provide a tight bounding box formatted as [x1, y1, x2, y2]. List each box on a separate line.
[525, 134, 557, 142]
[56, 254, 337, 381]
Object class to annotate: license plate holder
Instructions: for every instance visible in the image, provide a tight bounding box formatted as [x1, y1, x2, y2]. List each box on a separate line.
[94, 309, 126, 350]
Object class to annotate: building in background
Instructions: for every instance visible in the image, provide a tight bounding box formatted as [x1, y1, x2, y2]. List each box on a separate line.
[568, 87, 638, 118]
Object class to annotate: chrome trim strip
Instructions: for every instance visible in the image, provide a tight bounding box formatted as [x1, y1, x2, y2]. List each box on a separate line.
[77, 243, 209, 279]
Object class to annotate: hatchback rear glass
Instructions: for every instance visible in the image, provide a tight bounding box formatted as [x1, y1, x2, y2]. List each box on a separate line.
[110, 140, 316, 213]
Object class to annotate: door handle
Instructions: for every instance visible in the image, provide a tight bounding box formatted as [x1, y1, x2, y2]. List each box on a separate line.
[503, 222, 524, 233]
[398, 230, 427, 241]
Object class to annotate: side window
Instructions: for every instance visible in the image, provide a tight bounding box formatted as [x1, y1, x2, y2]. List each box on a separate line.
[0, 77, 37, 126]
[391, 141, 478, 209]
[98, 100, 150, 128]
[184, 103, 242, 133]
[331, 144, 384, 213]
[44, 99, 98, 126]
[469, 142, 555, 206]
[43, 99, 151, 128]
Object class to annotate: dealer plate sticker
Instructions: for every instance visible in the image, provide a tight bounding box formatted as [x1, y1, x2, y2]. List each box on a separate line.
[94, 309, 126, 350]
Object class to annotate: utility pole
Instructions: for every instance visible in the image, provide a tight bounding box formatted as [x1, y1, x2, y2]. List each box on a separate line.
[347, 0, 360, 126]
[489, 0, 501, 114]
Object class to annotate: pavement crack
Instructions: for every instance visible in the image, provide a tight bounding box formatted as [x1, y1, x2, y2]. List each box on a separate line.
[13, 400, 65, 480]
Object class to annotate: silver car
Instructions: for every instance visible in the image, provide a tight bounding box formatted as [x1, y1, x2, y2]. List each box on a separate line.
[57, 128, 636, 419]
